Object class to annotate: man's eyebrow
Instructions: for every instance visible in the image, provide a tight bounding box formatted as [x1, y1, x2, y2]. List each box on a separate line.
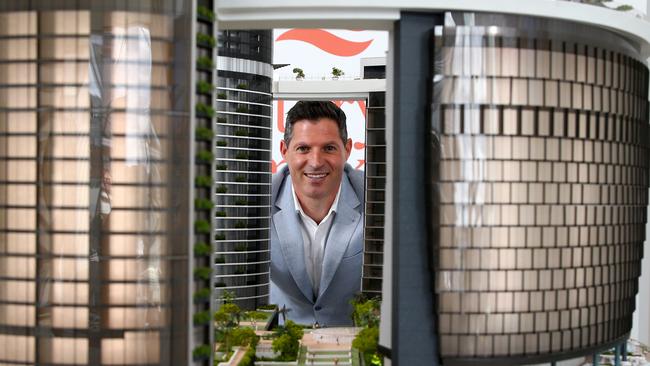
[293, 140, 340, 146]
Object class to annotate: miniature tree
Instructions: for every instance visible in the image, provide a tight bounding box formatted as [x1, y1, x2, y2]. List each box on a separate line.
[351, 296, 383, 365]
[292, 67, 305, 80]
[351, 296, 381, 327]
[272, 320, 304, 361]
[331, 67, 344, 79]
[352, 326, 381, 366]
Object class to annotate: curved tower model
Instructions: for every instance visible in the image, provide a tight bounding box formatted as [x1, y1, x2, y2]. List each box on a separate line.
[0, 2, 193, 365]
[432, 14, 650, 364]
[214, 30, 273, 309]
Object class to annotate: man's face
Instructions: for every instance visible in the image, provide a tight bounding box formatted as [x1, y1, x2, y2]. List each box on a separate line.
[280, 118, 352, 204]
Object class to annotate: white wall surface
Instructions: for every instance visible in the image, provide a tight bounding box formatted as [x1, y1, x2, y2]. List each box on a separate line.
[271, 29, 389, 173]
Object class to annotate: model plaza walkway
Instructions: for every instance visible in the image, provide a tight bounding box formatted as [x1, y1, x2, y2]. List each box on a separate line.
[302, 328, 360, 366]
[305, 350, 352, 366]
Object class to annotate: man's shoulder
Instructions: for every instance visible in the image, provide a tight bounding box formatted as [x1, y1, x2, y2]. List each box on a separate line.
[272, 165, 290, 187]
[271, 165, 291, 205]
[344, 164, 363, 182]
[344, 163, 364, 193]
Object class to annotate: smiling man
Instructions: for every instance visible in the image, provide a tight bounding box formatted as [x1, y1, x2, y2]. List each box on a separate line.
[270, 101, 364, 326]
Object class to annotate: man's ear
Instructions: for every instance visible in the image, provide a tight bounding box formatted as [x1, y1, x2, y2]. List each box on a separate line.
[280, 139, 288, 159]
[344, 138, 352, 159]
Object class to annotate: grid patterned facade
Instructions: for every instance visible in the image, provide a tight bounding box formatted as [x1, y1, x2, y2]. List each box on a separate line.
[433, 20, 650, 363]
[363, 91, 386, 297]
[214, 30, 273, 310]
[0, 4, 192, 365]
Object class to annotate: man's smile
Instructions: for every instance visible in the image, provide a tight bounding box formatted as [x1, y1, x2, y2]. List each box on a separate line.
[305, 172, 329, 180]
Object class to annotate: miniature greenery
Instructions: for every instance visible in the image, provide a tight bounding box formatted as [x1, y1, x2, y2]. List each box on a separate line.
[353, 326, 380, 366]
[234, 221, 247, 229]
[215, 211, 227, 217]
[194, 266, 212, 281]
[217, 92, 227, 99]
[235, 105, 249, 113]
[234, 198, 248, 206]
[195, 102, 214, 118]
[234, 129, 248, 136]
[196, 80, 213, 94]
[193, 310, 211, 326]
[235, 83, 248, 90]
[292, 67, 305, 79]
[217, 140, 227, 147]
[238, 346, 256, 366]
[272, 321, 303, 361]
[216, 164, 227, 170]
[194, 241, 211, 256]
[216, 186, 228, 193]
[234, 175, 246, 183]
[195, 126, 213, 141]
[215, 256, 226, 264]
[351, 296, 381, 328]
[215, 300, 240, 327]
[196, 32, 216, 48]
[195, 198, 214, 210]
[221, 291, 236, 303]
[197, 5, 215, 21]
[196, 150, 214, 164]
[235, 152, 248, 160]
[246, 311, 269, 321]
[351, 296, 383, 366]
[193, 288, 211, 303]
[195, 175, 211, 188]
[215, 233, 226, 240]
[332, 67, 344, 77]
[230, 327, 258, 347]
[196, 55, 214, 70]
[217, 116, 227, 123]
[194, 219, 211, 234]
[192, 344, 211, 360]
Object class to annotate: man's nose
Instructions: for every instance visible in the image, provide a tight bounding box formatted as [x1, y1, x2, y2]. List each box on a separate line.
[308, 150, 324, 167]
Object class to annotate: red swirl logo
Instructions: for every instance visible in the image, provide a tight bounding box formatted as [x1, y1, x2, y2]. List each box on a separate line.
[276, 29, 373, 57]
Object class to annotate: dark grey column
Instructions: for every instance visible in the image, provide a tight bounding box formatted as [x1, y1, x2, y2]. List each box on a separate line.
[391, 11, 443, 366]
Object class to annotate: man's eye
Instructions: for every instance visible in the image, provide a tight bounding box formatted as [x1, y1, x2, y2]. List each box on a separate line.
[296, 146, 309, 152]
[324, 145, 337, 152]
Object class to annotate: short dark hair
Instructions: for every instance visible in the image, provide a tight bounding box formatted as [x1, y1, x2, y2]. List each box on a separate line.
[283, 101, 348, 145]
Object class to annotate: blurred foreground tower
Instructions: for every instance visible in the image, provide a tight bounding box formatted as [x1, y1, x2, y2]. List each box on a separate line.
[0, 2, 197, 365]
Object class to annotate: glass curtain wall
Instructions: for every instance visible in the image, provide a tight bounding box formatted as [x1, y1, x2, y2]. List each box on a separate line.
[0, 2, 192, 365]
[432, 14, 650, 364]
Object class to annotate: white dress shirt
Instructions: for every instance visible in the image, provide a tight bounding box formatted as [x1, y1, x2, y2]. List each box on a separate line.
[292, 184, 342, 298]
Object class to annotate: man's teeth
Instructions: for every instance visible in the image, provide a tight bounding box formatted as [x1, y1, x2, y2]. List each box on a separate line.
[306, 173, 326, 178]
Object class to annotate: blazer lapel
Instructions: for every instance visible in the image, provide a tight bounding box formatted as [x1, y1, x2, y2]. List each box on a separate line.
[273, 176, 314, 303]
[318, 177, 361, 298]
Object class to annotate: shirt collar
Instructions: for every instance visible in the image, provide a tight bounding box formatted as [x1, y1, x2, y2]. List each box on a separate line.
[292, 182, 342, 219]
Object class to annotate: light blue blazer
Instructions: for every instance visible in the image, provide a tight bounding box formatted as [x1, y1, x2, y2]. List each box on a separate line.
[270, 164, 364, 326]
